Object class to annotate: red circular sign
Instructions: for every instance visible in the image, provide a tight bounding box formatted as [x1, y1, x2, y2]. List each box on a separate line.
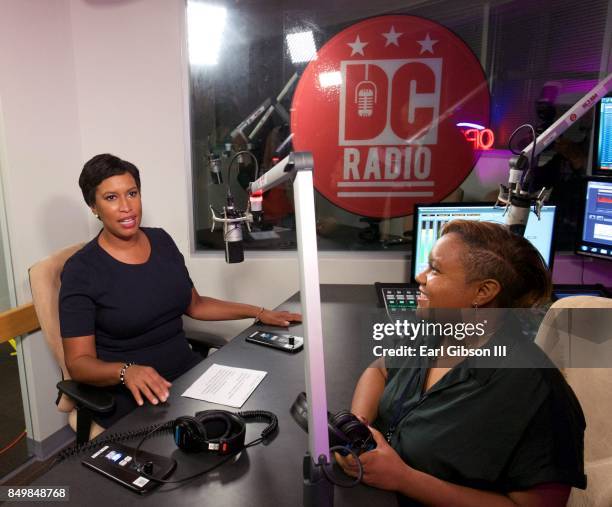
[291, 16, 490, 217]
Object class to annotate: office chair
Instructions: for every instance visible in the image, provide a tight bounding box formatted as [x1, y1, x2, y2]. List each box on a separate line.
[29, 243, 228, 445]
[534, 295, 612, 506]
[29, 243, 111, 444]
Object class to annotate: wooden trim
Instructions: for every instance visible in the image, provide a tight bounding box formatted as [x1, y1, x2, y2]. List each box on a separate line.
[0, 303, 40, 343]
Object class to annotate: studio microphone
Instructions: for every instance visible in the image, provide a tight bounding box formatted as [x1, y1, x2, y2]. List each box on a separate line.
[505, 192, 531, 236]
[499, 154, 550, 237]
[223, 197, 244, 264]
[502, 155, 531, 236]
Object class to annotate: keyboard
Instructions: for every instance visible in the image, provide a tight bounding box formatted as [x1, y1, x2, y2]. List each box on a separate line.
[374, 282, 419, 313]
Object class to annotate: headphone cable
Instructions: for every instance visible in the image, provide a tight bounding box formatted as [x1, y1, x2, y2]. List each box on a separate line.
[137, 436, 262, 484]
[324, 446, 363, 487]
[134, 411, 277, 485]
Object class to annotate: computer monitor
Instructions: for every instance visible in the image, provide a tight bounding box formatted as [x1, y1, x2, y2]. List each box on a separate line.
[592, 94, 612, 176]
[576, 177, 612, 261]
[411, 203, 557, 282]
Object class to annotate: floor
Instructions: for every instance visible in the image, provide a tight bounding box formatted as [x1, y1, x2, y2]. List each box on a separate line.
[0, 340, 215, 485]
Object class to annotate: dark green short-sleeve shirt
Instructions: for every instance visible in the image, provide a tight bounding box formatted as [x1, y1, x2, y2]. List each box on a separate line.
[375, 317, 586, 506]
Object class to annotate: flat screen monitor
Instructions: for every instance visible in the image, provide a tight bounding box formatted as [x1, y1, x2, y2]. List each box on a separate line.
[576, 177, 612, 261]
[411, 203, 557, 282]
[593, 94, 612, 176]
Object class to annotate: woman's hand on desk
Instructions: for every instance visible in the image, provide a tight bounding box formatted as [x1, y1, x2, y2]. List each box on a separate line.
[123, 365, 172, 406]
[258, 309, 302, 327]
[185, 290, 301, 326]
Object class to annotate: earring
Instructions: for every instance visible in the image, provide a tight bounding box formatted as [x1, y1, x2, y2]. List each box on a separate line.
[94, 214, 99, 218]
[472, 302, 478, 309]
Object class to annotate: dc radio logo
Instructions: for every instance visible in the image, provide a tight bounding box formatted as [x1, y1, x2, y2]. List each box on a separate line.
[340, 58, 441, 146]
[291, 16, 490, 217]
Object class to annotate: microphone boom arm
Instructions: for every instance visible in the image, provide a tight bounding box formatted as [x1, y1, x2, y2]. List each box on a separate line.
[522, 73, 612, 168]
[249, 153, 333, 505]
[498, 73, 612, 234]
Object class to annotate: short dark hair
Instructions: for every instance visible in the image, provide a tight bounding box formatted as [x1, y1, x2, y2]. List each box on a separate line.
[79, 154, 141, 206]
[440, 220, 552, 307]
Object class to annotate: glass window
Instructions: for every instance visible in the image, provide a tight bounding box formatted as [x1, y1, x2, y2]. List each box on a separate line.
[187, 0, 610, 253]
[0, 164, 31, 477]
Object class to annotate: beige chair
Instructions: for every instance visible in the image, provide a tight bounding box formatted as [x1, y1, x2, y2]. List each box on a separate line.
[29, 244, 110, 443]
[534, 296, 612, 506]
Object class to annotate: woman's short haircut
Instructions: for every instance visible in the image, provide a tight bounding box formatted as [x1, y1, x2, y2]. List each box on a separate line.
[440, 220, 552, 307]
[79, 154, 141, 206]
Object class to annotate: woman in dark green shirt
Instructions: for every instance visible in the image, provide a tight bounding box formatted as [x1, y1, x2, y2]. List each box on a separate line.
[338, 221, 585, 507]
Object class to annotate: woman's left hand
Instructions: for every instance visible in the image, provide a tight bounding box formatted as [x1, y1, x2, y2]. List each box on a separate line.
[359, 426, 411, 491]
[258, 309, 302, 327]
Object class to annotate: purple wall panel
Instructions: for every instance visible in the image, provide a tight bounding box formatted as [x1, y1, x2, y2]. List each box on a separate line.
[552, 253, 612, 287]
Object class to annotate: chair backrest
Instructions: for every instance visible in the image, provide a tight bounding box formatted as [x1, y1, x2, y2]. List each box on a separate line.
[535, 296, 612, 506]
[29, 243, 85, 413]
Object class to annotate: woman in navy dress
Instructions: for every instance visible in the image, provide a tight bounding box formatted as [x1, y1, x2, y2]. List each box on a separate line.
[60, 153, 300, 428]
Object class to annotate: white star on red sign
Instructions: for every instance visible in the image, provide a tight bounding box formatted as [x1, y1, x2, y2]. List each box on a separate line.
[382, 26, 403, 47]
[417, 33, 438, 54]
[347, 35, 368, 56]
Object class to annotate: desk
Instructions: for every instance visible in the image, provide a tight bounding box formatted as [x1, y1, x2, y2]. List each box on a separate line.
[32, 285, 397, 506]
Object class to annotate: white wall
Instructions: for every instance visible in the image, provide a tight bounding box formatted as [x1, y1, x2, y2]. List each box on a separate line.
[0, 0, 404, 445]
[0, 0, 89, 443]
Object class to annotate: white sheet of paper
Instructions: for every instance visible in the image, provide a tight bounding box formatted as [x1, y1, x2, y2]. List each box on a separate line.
[181, 363, 267, 408]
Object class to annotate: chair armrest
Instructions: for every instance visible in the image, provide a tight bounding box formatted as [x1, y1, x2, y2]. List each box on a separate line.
[57, 380, 115, 413]
[182, 317, 229, 349]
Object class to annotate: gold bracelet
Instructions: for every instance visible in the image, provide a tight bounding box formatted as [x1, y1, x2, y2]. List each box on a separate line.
[254, 306, 266, 324]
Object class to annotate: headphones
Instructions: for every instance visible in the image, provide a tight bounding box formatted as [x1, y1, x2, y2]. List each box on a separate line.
[290, 392, 375, 455]
[173, 410, 278, 455]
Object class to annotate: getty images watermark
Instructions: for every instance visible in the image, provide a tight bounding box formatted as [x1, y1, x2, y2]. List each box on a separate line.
[356, 307, 612, 369]
[371, 319, 507, 359]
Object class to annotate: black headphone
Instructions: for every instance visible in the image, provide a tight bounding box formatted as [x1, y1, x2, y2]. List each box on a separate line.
[290, 392, 375, 455]
[173, 410, 278, 455]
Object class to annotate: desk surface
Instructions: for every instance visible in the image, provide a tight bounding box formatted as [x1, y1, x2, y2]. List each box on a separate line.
[33, 285, 397, 507]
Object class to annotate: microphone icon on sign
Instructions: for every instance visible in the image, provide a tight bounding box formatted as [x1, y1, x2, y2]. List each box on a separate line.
[356, 81, 377, 117]
[355, 65, 377, 117]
